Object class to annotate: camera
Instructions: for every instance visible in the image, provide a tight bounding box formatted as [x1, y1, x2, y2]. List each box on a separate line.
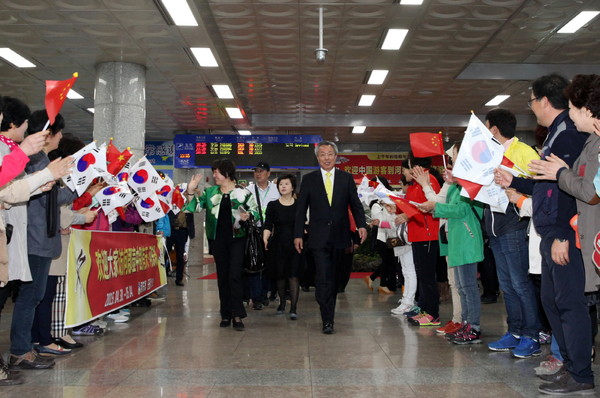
[315, 48, 328, 63]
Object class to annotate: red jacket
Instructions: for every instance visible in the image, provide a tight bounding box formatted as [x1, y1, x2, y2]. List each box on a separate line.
[405, 175, 440, 242]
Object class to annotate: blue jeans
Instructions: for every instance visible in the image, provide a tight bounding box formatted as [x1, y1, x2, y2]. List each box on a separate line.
[10, 255, 52, 356]
[489, 229, 541, 339]
[453, 263, 480, 327]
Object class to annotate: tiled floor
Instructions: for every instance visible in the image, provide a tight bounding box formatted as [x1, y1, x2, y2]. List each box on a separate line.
[1, 263, 598, 397]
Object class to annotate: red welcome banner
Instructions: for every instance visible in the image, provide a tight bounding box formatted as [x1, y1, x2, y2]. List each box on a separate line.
[336, 152, 408, 186]
[65, 229, 167, 327]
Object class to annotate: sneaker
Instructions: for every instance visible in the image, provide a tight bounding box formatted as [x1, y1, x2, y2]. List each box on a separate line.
[436, 320, 460, 334]
[511, 336, 541, 358]
[403, 306, 421, 318]
[391, 303, 413, 315]
[488, 332, 520, 352]
[538, 330, 552, 345]
[534, 355, 563, 376]
[409, 312, 440, 326]
[452, 324, 482, 345]
[107, 313, 129, 323]
[8, 350, 55, 370]
[72, 324, 104, 336]
[407, 312, 427, 325]
[91, 318, 108, 328]
[147, 292, 166, 301]
[445, 323, 467, 341]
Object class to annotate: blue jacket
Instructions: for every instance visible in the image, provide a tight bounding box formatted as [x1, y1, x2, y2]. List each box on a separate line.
[510, 111, 588, 240]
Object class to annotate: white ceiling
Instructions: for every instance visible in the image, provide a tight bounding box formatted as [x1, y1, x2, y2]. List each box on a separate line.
[0, 0, 599, 147]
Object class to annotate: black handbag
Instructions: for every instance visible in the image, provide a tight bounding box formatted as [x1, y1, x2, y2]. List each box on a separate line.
[243, 216, 266, 273]
[386, 223, 408, 248]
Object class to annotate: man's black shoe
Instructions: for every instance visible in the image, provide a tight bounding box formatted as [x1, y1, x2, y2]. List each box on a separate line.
[480, 295, 497, 304]
[538, 371, 595, 395]
[322, 322, 334, 334]
[539, 366, 567, 382]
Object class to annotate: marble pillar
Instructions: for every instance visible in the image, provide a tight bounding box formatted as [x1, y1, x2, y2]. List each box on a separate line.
[93, 62, 146, 156]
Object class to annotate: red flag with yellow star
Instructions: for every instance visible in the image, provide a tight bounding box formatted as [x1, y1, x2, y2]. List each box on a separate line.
[409, 132, 444, 158]
[45, 72, 78, 125]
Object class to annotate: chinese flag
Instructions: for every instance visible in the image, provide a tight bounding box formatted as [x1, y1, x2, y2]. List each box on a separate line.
[389, 195, 420, 219]
[501, 156, 515, 169]
[107, 146, 133, 176]
[172, 186, 185, 210]
[410, 132, 445, 158]
[455, 177, 483, 201]
[45, 72, 78, 125]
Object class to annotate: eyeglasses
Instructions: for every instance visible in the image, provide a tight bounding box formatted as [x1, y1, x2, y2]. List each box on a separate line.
[527, 97, 540, 108]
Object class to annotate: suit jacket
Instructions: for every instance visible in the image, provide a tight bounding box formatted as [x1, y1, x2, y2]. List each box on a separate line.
[294, 168, 366, 249]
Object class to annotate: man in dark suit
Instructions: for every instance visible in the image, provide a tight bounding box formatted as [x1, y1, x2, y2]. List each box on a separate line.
[294, 141, 367, 334]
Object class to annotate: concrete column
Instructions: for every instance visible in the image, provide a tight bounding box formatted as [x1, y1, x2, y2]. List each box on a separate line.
[93, 62, 146, 156]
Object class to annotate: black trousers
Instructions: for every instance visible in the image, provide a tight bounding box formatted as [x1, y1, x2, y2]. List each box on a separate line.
[32, 275, 59, 346]
[210, 237, 247, 319]
[169, 228, 189, 283]
[478, 239, 499, 298]
[412, 240, 440, 319]
[312, 246, 345, 324]
[540, 234, 593, 384]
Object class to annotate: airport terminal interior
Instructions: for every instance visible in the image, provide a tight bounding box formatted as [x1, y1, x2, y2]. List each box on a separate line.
[1, 262, 596, 398]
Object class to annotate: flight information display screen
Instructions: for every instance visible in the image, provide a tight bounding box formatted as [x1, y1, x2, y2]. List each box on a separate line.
[174, 134, 322, 169]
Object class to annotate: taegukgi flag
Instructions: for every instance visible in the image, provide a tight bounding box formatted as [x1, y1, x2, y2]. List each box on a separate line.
[452, 113, 503, 186]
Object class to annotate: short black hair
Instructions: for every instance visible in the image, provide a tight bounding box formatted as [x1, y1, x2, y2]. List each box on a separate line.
[531, 73, 569, 110]
[48, 132, 84, 160]
[564, 74, 600, 118]
[485, 108, 517, 139]
[587, 77, 600, 118]
[211, 158, 236, 181]
[0, 96, 4, 115]
[277, 173, 297, 193]
[28, 109, 65, 136]
[402, 153, 432, 169]
[0, 96, 31, 131]
[371, 176, 392, 191]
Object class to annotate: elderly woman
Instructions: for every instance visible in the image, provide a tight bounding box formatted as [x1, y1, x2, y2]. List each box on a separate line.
[185, 158, 258, 331]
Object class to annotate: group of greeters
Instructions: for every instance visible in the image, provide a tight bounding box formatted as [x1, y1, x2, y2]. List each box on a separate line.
[185, 73, 600, 396]
[0, 96, 193, 387]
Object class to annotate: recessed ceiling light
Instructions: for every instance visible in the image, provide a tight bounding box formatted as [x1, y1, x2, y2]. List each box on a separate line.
[485, 95, 510, 106]
[367, 70, 388, 85]
[238, 130, 251, 136]
[358, 95, 376, 106]
[381, 29, 409, 50]
[86, 108, 95, 114]
[225, 107, 243, 119]
[352, 126, 366, 134]
[0, 48, 36, 68]
[400, 0, 424, 4]
[212, 85, 234, 99]
[160, 0, 198, 26]
[190, 48, 218, 67]
[66, 90, 84, 100]
[558, 11, 600, 34]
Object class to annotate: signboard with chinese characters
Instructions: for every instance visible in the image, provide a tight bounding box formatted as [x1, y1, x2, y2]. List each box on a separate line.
[145, 141, 174, 178]
[336, 152, 409, 186]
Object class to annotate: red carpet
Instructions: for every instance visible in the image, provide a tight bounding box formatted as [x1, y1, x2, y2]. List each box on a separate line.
[199, 271, 371, 280]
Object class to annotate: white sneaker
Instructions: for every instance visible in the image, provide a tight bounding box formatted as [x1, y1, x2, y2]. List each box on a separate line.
[391, 303, 413, 315]
[107, 313, 129, 323]
[91, 318, 108, 328]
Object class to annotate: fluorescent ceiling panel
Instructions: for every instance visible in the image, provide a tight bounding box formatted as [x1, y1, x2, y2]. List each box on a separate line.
[0, 48, 36, 68]
[190, 48, 218, 67]
[558, 11, 600, 34]
[160, 0, 198, 26]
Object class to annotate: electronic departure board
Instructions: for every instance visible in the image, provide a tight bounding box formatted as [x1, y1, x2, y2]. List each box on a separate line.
[174, 134, 322, 169]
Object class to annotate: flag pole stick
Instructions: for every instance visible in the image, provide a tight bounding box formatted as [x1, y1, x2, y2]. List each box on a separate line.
[442, 154, 447, 169]
[42, 120, 50, 132]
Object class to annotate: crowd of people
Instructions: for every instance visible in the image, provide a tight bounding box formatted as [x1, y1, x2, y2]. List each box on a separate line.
[1, 72, 600, 396]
